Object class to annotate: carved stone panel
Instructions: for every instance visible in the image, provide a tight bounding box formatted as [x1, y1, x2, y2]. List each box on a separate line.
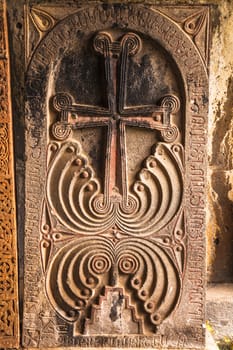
[0, 1, 19, 348]
[24, 3, 209, 349]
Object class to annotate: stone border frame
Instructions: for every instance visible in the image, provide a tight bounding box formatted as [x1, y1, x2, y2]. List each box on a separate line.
[24, 4, 209, 349]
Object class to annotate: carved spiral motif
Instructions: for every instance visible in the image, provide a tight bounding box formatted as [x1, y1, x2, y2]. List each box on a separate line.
[161, 94, 180, 113]
[46, 237, 115, 323]
[119, 195, 138, 214]
[93, 32, 112, 56]
[118, 254, 139, 274]
[121, 32, 142, 56]
[45, 237, 181, 331]
[160, 125, 179, 143]
[117, 238, 181, 326]
[46, 141, 183, 236]
[51, 122, 71, 140]
[89, 254, 111, 274]
[52, 92, 73, 112]
[92, 194, 111, 214]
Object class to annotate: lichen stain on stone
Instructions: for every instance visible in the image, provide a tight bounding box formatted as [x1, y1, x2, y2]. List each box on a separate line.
[109, 294, 124, 322]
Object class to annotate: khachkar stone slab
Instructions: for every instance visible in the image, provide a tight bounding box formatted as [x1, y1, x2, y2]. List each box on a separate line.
[0, 0, 19, 348]
[24, 3, 209, 349]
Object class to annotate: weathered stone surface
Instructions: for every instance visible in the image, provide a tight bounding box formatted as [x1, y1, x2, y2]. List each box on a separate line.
[22, 2, 208, 349]
[0, 0, 19, 348]
[2, 0, 233, 348]
[206, 1, 233, 283]
[206, 284, 233, 341]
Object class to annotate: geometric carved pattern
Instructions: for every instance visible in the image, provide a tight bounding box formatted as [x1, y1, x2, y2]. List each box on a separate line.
[24, 3, 209, 348]
[157, 6, 210, 67]
[84, 286, 143, 335]
[30, 7, 55, 34]
[0, 1, 19, 348]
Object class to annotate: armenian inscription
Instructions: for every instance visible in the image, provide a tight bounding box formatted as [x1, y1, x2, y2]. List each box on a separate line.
[24, 3, 209, 349]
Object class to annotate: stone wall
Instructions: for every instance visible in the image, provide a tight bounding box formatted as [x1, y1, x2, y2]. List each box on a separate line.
[207, 0, 233, 282]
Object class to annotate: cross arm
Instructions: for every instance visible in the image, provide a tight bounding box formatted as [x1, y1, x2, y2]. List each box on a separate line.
[50, 92, 111, 140]
[120, 95, 180, 143]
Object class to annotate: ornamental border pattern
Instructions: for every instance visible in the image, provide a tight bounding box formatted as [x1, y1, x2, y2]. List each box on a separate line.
[0, 0, 19, 348]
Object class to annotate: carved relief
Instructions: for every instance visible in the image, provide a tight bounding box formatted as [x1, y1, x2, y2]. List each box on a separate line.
[39, 32, 184, 336]
[43, 140, 183, 238]
[0, 123, 8, 173]
[30, 7, 55, 34]
[46, 236, 181, 335]
[0, 1, 19, 348]
[84, 287, 143, 335]
[42, 30, 183, 337]
[24, 4, 209, 348]
[157, 6, 209, 66]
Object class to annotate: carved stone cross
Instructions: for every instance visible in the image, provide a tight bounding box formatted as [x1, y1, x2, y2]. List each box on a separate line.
[41, 31, 184, 334]
[51, 32, 180, 204]
[24, 4, 208, 347]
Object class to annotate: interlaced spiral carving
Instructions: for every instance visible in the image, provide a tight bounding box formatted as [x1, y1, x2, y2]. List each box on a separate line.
[0, 6, 19, 345]
[0, 123, 8, 174]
